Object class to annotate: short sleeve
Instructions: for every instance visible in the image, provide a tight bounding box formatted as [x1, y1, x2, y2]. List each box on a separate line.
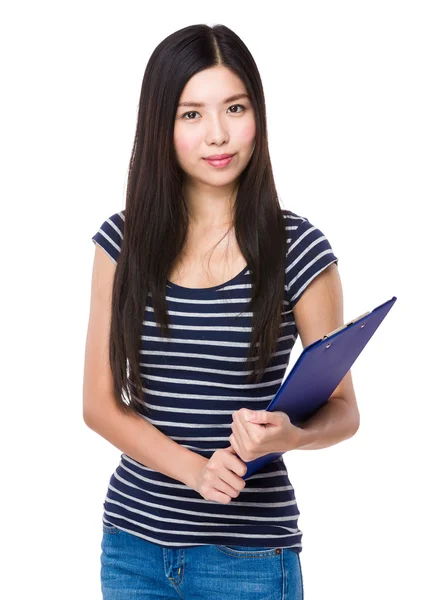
[285, 214, 339, 310]
[91, 210, 125, 264]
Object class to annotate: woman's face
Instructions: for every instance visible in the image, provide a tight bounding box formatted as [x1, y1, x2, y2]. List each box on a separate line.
[174, 66, 256, 187]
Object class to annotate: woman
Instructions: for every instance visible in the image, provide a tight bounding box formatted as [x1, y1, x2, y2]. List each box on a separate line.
[84, 23, 360, 600]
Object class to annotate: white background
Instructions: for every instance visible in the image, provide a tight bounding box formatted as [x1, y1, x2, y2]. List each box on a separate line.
[2, 1, 424, 598]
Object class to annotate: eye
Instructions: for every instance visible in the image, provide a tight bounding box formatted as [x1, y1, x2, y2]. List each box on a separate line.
[227, 104, 246, 114]
[181, 104, 246, 120]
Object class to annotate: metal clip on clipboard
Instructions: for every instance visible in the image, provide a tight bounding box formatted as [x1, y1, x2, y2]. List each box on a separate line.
[322, 311, 371, 346]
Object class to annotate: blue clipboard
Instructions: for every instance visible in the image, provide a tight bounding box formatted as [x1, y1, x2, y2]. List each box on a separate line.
[241, 295, 397, 479]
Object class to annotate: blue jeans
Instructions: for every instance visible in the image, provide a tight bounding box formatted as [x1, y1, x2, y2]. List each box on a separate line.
[101, 521, 304, 599]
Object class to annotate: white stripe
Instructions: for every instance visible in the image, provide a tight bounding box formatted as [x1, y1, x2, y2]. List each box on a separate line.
[102, 518, 303, 548]
[138, 361, 289, 376]
[145, 304, 293, 319]
[138, 347, 293, 362]
[141, 320, 292, 333]
[286, 234, 326, 273]
[139, 332, 296, 349]
[139, 386, 281, 402]
[110, 474, 298, 509]
[102, 513, 302, 543]
[97, 228, 121, 252]
[106, 216, 124, 239]
[104, 503, 299, 533]
[123, 454, 288, 480]
[289, 253, 337, 301]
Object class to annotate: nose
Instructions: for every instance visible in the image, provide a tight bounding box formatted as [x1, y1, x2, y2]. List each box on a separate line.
[205, 114, 229, 146]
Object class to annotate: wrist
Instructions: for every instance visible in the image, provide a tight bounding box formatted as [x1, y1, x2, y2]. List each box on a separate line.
[184, 452, 208, 490]
[291, 423, 317, 450]
[289, 424, 307, 451]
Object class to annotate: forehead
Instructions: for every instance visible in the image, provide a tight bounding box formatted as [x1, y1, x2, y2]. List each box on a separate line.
[178, 66, 248, 106]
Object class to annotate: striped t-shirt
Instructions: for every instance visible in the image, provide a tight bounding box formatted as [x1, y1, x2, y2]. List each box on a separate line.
[91, 208, 339, 553]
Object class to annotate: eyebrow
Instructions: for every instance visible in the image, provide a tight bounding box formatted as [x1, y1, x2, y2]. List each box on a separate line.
[177, 93, 250, 108]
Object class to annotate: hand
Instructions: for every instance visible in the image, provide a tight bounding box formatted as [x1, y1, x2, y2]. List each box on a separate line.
[229, 408, 301, 461]
[193, 446, 247, 504]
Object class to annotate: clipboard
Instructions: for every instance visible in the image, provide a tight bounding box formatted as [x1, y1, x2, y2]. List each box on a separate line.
[241, 295, 397, 479]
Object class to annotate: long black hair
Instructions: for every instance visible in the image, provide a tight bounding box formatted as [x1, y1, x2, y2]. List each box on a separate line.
[110, 23, 289, 416]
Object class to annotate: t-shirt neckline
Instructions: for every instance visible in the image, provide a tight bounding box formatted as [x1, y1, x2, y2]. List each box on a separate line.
[166, 264, 250, 294]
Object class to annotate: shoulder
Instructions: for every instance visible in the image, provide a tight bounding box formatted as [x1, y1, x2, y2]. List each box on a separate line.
[281, 206, 335, 250]
[280, 207, 339, 310]
[281, 207, 307, 232]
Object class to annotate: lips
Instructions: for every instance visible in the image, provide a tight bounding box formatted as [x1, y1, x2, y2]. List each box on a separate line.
[204, 155, 234, 167]
[204, 154, 234, 160]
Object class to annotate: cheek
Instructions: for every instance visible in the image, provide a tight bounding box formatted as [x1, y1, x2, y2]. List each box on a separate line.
[174, 136, 191, 154]
[174, 128, 202, 157]
[239, 122, 256, 145]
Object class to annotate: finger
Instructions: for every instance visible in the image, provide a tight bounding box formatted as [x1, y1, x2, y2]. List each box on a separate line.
[231, 418, 247, 453]
[232, 412, 256, 447]
[229, 433, 242, 457]
[241, 411, 267, 444]
[246, 409, 272, 425]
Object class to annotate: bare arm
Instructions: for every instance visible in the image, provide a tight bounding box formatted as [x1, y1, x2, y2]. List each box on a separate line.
[292, 391, 359, 450]
[291, 263, 360, 451]
[84, 405, 207, 489]
[83, 244, 207, 491]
